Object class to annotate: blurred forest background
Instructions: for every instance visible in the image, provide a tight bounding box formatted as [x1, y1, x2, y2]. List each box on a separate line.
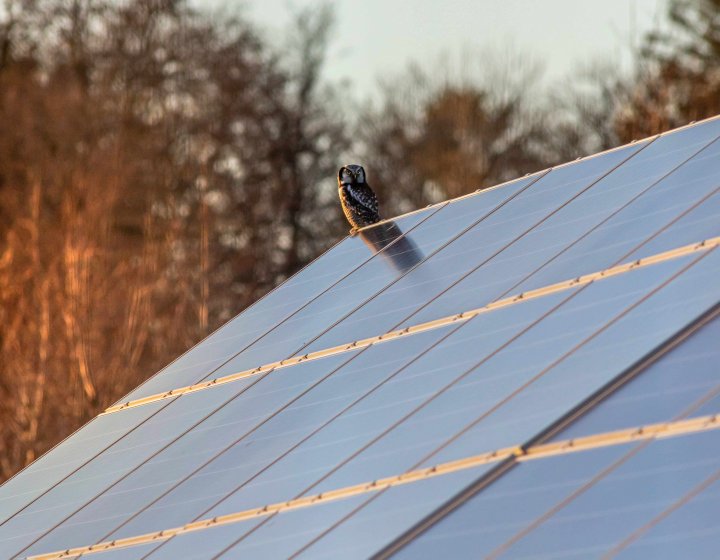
[0, 0, 718, 481]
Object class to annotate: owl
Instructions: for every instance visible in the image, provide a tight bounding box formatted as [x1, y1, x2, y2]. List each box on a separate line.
[338, 164, 381, 234]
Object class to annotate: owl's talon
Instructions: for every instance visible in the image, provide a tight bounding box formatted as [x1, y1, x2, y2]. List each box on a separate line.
[349, 227, 359, 237]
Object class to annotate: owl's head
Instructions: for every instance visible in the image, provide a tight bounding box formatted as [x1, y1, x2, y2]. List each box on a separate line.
[338, 164, 366, 186]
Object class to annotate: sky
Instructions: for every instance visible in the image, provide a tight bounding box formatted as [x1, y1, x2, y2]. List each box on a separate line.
[233, 0, 670, 100]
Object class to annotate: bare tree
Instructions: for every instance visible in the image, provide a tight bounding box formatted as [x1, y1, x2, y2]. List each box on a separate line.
[548, 0, 720, 156]
[357, 54, 548, 215]
[0, 1, 352, 481]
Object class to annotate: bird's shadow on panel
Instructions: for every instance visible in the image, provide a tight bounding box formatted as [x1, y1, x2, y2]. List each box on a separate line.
[358, 220, 424, 273]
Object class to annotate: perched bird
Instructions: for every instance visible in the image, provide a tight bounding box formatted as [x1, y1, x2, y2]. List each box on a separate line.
[338, 164, 380, 235]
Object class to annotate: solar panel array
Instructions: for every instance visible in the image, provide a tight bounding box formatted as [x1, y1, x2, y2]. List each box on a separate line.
[1, 116, 720, 559]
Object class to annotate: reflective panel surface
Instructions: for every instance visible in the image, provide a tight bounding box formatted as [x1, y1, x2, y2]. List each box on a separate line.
[17, 352, 360, 557]
[424, 247, 720, 467]
[295, 467, 486, 559]
[308, 252, 711, 487]
[393, 442, 635, 558]
[497, 430, 720, 559]
[147, 497, 365, 559]
[120, 207, 438, 402]
[403, 122, 720, 327]
[0, 405, 160, 528]
[507, 135, 720, 297]
[551, 313, 720, 441]
[395, 430, 720, 559]
[615, 471, 720, 560]
[188, 290, 571, 521]
[104, 327, 457, 541]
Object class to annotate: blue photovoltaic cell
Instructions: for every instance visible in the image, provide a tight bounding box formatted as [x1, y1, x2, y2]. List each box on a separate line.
[0, 377, 264, 559]
[550, 313, 720, 441]
[119, 206, 437, 403]
[400, 119, 720, 328]
[615, 473, 720, 559]
[394, 430, 720, 559]
[0, 404, 161, 528]
[505, 134, 720, 297]
[393, 442, 636, 559]
[166, 290, 572, 524]
[306, 252, 710, 491]
[495, 429, 720, 559]
[101, 327, 457, 542]
[204, 173, 542, 381]
[16, 351, 361, 558]
[420, 247, 720, 468]
[302, 141, 648, 352]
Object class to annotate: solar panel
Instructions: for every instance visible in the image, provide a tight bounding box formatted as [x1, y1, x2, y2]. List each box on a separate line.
[391, 441, 640, 558]
[144, 494, 368, 559]
[487, 429, 720, 559]
[120, 206, 441, 403]
[203, 172, 543, 381]
[613, 471, 720, 559]
[287, 467, 487, 559]
[421, 248, 720, 467]
[0, 404, 162, 527]
[17, 330, 454, 555]
[548, 312, 720, 441]
[7, 351, 365, 557]
[2, 116, 719, 560]
[392, 430, 720, 559]
[401, 120, 720, 327]
[302, 141, 649, 351]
